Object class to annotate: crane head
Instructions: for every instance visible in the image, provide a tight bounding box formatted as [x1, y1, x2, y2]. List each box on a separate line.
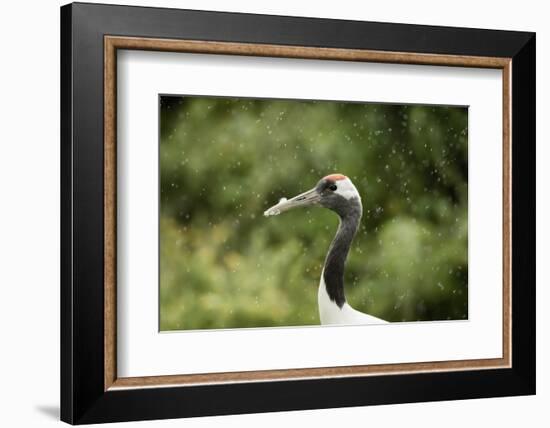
[264, 174, 362, 218]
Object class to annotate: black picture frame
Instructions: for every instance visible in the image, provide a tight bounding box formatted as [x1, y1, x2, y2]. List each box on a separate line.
[61, 2, 535, 424]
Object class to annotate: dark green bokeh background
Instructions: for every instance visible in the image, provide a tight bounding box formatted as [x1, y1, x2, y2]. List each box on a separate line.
[160, 95, 468, 331]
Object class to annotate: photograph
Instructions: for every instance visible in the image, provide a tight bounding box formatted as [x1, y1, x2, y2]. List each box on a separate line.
[159, 95, 468, 331]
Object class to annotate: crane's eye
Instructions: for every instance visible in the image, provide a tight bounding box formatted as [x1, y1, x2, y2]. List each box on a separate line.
[328, 184, 337, 191]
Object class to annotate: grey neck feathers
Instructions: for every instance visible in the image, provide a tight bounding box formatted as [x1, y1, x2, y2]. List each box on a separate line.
[322, 199, 362, 308]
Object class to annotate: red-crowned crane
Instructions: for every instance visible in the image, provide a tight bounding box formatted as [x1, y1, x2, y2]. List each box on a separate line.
[264, 174, 388, 325]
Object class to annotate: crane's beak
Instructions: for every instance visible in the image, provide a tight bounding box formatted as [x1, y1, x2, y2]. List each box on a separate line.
[264, 188, 321, 216]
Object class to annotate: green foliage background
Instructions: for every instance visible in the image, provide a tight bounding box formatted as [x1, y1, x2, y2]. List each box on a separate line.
[159, 95, 468, 331]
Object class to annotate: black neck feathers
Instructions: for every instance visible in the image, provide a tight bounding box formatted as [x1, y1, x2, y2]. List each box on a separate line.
[322, 199, 362, 308]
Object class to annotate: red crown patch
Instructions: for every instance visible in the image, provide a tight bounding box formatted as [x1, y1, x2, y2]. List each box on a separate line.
[323, 173, 347, 181]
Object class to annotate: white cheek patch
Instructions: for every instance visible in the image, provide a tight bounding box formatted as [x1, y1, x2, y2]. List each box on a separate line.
[334, 178, 360, 200]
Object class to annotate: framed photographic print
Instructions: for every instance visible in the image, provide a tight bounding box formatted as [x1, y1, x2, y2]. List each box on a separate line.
[60, 2, 536, 424]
